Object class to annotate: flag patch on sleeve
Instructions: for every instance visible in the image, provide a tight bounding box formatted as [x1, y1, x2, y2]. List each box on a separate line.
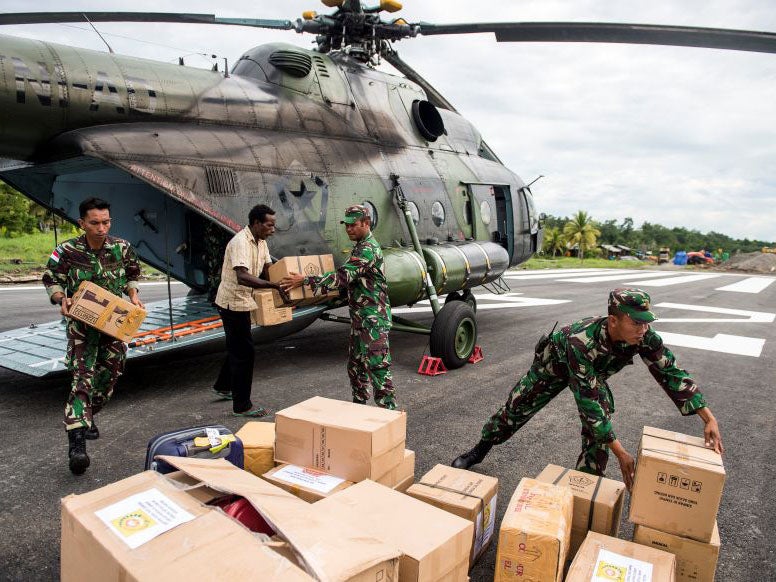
[49, 249, 60, 264]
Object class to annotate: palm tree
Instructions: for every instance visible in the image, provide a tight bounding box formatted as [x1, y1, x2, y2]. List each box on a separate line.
[542, 227, 565, 257]
[563, 211, 601, 262]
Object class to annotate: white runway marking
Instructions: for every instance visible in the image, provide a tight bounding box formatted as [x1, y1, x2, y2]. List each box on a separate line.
[392, 293, 570, 315]
[655, 302, 775, 323]
[657, 331, 765, 357]
[715, 277, 775, 294]
[557, 271, 678, 283]
[505, 269, 627, 280]
[630, 274, 722, 286]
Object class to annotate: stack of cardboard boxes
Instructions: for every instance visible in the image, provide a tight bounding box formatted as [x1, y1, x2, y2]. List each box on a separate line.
[629, 426, 726, 582]
[250, 254, 340, 326]
[61, 396, 476, 581]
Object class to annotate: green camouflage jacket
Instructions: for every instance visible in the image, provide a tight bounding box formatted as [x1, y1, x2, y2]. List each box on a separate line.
[306, 233, 391, 329]
[42, 234, 142, 302]
[552, 316, 707, 444]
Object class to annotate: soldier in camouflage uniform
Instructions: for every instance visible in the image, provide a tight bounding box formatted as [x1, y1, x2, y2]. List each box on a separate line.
[281, 205, 396, 409]
[452, 288, 723, 490]
[42, 197, 143, 475]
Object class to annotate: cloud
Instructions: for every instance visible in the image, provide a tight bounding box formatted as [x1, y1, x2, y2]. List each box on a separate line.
[2, 0, 774, 241]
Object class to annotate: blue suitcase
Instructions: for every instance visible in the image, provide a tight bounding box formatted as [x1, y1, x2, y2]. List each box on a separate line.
[144, 425, 244, 474]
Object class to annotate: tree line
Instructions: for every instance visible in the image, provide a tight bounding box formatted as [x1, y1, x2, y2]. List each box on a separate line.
[541, 211, 773, 258]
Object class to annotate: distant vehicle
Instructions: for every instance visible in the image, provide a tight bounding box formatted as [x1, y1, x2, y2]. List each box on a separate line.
[686, 251, 714, 265]
[658, 248, 671, 264]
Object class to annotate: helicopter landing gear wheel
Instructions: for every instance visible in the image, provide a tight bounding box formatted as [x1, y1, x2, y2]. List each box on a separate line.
[430, 301, 478, 369]
[444, 289, 477, 314]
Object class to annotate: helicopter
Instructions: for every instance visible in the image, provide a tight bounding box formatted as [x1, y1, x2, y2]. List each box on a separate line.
[0, 1, 775, 376]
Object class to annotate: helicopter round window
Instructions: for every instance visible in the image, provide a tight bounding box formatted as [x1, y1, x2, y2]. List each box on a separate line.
[362, 201, 378, 227]
[431, 201, 445, 227]
[407, 201, 420, 225]
[480, 200, 492, 225]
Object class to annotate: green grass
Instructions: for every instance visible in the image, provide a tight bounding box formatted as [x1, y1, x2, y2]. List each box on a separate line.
[0, 231, 164, 277]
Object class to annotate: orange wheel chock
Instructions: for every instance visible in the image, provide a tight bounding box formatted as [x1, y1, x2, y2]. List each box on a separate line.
[468, 345, 484, 364]
[417, 355, 447, 376]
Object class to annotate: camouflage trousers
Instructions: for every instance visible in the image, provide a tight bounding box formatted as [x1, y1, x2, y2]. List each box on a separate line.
[348, 324, 396, 410]
[480, 346, 612, 476]
[63, 320, 126, 431]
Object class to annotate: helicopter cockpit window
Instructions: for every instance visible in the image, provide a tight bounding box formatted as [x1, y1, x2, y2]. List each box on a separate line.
[477, 142, 498, 162]
[407, 201, 420, 225]
[363, 201, 378, 227]
[480, 200, 492, 226]
[431, 201, 445, 227]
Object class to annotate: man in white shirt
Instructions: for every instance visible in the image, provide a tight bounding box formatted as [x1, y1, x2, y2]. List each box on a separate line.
[213, 204, 284, 417]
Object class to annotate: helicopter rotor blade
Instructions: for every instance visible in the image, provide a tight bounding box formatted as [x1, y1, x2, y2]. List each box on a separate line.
[417, 22, 776, 54]
[0, 12, 294, 30]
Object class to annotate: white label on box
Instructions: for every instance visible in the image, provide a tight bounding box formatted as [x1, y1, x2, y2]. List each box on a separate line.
[274, 464, 346, 494]
[94, 488, 195, 550]
[593, 549, 653, 582]
[473, 493, 498, 556]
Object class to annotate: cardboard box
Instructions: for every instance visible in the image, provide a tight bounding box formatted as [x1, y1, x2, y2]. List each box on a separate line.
[275, 396, 406, 482]
[630, 426, 725, 542]
[407, 464, 498, 566]
[566, 531, 676, 582]
[235, 421, 275, 478]
[535, 464, 625, 558]
[314, 479, 474, 582]
[250, 289, 293, 326]
[494, 477, 573, 582]
[263, 463, 353, 503]
[634, 522, 721, 582]
[375, 448, 415, 489]
[69, 280, 146, 342]
[268, 255, 339, 306]
[61, 457, 401, 582]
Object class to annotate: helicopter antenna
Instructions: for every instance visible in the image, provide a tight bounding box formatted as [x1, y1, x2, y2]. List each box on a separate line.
[81, 13, 114, 54]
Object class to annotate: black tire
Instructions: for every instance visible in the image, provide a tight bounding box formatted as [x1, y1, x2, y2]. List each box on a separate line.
[430, 301, 477, 369]
[445, 290, 477, 313]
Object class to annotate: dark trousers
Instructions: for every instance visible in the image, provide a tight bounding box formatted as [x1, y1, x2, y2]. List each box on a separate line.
[214, 307, 254, 413]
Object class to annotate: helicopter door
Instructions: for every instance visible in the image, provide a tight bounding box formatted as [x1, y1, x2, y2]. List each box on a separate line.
[468, 184, 514, 257]
[492, 186, 515, 258]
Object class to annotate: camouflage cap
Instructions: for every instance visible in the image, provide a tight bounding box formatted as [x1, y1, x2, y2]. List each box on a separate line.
[341, 204, 369, 224]
[609, 288, 657, 323]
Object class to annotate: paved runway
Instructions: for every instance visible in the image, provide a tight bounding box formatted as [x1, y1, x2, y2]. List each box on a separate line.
[0, 268, 774, 581]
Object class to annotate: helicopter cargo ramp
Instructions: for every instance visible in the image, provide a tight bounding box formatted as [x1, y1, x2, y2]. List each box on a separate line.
[0, 294, 327, 378]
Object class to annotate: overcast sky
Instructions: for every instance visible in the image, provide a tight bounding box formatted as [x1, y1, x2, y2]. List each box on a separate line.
[2, 1, 775, 242]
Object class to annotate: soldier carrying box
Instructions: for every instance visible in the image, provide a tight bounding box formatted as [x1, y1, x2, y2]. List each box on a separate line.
[43, 197, 144, 475]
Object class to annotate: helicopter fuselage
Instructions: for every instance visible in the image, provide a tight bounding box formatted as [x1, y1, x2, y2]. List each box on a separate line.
[0, 34, 542, 296]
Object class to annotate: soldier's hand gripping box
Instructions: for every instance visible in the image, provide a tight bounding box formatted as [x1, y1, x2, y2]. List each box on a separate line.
[406, 464, 499, 567]
[630, 426, 725, 542]
[274, 396, 406, 482]
[494, 478, 573, 582]
[268, 255, 340, 306]
[566, 531, 676, 582]
[69, 280, 146, 342]
[250, 289, 293, 326]
[633, 522, 721, 582]
[535, 464, 625, 559]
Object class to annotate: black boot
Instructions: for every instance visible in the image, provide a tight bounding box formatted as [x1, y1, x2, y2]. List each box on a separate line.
[85, 419, 99, 440]
[451, 440, 493, 470]
[352, 397, 367, 405]
[67, 428, 90, 475]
